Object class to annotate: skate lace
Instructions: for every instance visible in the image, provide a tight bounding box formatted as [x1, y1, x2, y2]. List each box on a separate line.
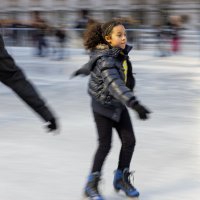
[123, 170, 136, 191]
[92, 176, 102, 195]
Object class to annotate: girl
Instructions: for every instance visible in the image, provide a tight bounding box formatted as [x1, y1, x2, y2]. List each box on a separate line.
[73, 19, 151, 200]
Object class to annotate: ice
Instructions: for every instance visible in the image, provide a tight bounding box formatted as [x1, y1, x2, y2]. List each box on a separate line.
[0, 47, 200, 200]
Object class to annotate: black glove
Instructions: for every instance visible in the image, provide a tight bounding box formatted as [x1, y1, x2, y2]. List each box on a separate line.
[46, 118, 58, 132]
[71, 69, 81, 77]
[131, 101, 151, 120]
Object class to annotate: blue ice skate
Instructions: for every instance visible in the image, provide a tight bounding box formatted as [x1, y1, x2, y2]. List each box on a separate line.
[84, 172, 104, 200]
[113, 168, 140, 198]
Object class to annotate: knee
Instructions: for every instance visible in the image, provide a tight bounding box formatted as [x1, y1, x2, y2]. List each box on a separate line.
[98, 142, 112, 155]
[123, 135, 136, 150]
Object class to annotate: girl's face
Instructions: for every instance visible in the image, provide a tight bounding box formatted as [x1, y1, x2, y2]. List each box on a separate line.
[105, 25, 127, 49]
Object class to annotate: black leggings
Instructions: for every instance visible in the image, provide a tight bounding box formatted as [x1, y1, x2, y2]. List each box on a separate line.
[91, 108, 136, 173]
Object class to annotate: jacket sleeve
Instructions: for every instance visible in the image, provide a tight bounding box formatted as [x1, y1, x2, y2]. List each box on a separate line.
[98, 57, 137, 106]
[0, 35, 55, 122]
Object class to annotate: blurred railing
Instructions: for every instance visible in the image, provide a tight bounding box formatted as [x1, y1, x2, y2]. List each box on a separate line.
[0, 27, 199, 51]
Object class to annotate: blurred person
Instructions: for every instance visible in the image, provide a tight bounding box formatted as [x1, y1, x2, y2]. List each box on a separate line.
[31, 11, 49, 57]
[0, 33, 58, 133]
[46, 27, 57, 59]
[0, 18, 20, 45]
[74, 9, 90, 38]
[168, 15, 182, 53]
[73, 19, 151, 200]
[154, 23, 171, 57]
[170, 15, 189, 53]
[10, 22, 20, 46]
[55, 26, 67, 60]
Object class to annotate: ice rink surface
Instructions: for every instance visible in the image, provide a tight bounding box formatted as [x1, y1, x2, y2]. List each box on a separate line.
[0, 47, 200, 200]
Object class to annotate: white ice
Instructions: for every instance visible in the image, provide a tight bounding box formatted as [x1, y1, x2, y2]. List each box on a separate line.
[0, 47, 200, 200]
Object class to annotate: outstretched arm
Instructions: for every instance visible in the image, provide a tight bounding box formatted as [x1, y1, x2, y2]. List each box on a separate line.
[0, 35, 58, 131]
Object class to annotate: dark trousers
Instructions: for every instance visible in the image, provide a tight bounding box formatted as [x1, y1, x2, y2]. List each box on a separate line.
[91, 108, 136, 173]
[38, 36, 47, 56]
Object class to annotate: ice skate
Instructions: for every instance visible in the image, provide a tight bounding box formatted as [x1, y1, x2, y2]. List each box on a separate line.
[83, 172, 104, 200]
[113, 168, 139, 199]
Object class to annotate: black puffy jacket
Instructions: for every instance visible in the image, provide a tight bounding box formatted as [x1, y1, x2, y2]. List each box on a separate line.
[0, 34, 55, 122]
[74, 44, 137, 122]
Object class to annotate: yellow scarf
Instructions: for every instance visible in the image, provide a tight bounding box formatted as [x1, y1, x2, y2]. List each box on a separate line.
[122, 59, 128, 83]
[120, 51, 128, 83]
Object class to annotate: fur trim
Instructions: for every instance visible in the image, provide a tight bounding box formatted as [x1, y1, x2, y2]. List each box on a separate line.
[96, 44, 109, 50]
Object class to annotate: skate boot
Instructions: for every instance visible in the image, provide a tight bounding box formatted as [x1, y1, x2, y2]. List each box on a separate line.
[84, 172, 104, 200]
[113, 168, 139, 198]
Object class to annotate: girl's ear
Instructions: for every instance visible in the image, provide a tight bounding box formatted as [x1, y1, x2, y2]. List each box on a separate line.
[105, 35, 111, 44]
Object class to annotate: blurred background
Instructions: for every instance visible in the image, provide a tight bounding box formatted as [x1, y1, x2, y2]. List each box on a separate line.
[0, 0, 199, 55]
[0, 1, 200, 200]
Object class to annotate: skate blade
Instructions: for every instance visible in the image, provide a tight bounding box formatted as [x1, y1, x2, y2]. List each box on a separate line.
[127, 197, 139, 200]
[82, 195, 102, 200]
[82, 194, 89, 200]
[114, 189, 139, 200]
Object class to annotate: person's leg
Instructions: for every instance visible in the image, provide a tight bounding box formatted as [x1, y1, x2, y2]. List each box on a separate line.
[84, 112, 113, 200]
[115, 108, 136, 170]
[59, 42, 65, 60]
[91, 112, 114, 173]
[38, 37, 42, 56]
[113, 108, 139, 197]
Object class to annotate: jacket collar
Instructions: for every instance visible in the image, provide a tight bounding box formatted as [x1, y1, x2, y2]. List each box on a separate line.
[94, 44, 132, 57]
[75, 44, 132, 76]
[123, 45, 132, 55]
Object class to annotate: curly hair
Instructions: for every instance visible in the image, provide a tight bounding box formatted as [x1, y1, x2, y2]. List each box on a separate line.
[83, 19, 123, 51]
[83, 21, 104, 50]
